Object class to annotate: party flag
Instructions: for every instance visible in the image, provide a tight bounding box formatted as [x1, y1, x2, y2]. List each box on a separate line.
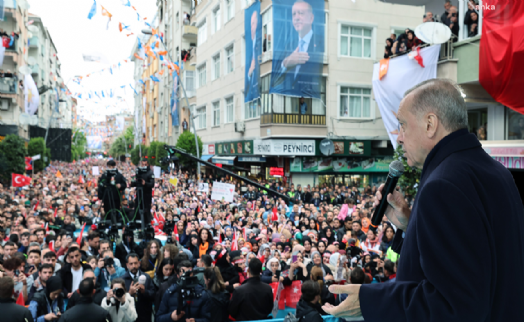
[16, 291, 24, 306]
[101, 6, 112, 30]
[76, 222, 87, 245]
[121, 0, 131, 7]
[150, 75, 160, 82]
[87, 0, 97, 19]
[56, 170, 63, 178]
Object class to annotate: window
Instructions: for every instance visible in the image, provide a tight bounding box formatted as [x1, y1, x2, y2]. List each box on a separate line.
[184, 70, 195, 96]
[241, 0, 250, 9]
[196, 106, 207, 129]
[176, 12, 179, 29]
[339, 87, 372, 118]
[263, 77, 326, 115]
[225, 45, 234, 74]
[226, 0, 235, 22]
[197, 63, 207, 87]
[506, 108, 524, 140]
[212, 54, 220, 80]
[262, 9, 272, 52]
[213, 101, 220, 126]
[245, 98, 260, 119]
[340, 25, 372, 58]
[225, 96, 234, 123]
[213, 7, 221, 33]
[198, 19, 207, 45]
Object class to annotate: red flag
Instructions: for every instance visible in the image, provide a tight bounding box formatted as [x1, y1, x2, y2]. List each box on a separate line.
[219, 231, 222, 244]
[173, 226, 179, 242]
[78, 176, 85, 184]
[271, 208, 278, 222]
[242, 227, 247, 240]
[12, 173, 31, 187]
[53, 207, 58, 218]
[285, 281, 302, 309]
[16, 290, 24, 306]
[231, 231, 238, 251]
[45, 223, 49, 235]
[25, 157, 33, 171]
[49, 240, 55, 253]
[76, 222, 87, 245]
[33, 201, 40, 211]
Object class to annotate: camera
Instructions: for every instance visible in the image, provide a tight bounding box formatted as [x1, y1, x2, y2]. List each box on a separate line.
[105, 169, 118, 177]
[95, 220, 122, 241]
[103, 257, 115, 268]
[177, 268, 205, 310]
[114, 288, 125, 298]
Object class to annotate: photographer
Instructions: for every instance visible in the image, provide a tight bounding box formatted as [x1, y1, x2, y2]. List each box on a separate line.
[95, 256, 126, 291]
[156, 260, 211, 322]
[101, 278, 137, 322]
[122, 253, 155, 322]
[130, 158, 154, 225]
[115, 226, 143, 266]
[98, 160, 127, 223]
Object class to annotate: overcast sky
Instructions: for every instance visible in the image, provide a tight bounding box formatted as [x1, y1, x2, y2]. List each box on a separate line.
[28, 0, 157, 123]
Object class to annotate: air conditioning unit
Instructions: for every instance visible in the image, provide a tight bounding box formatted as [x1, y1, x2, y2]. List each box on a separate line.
[0, 99, 9, 111]
[235, 121, 245, 133]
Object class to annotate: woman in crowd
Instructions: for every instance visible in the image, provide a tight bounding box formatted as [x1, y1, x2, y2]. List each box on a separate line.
[101, 278, 138, 322]
[361, 229, 382, 256]
[303, 236, 313, 258]
[307, 251, 333, 278]
[380, 224, 395, 254]
[152, 259, 175, 290]
[141, 240, 163, 278]
[204, 267, 230, 322]
[162, 244, 179, 261]
[284, 251, 308, 285]
[262, 257, 285, 284]
[309, 266, 336, 309]
[214, 249, 240, 288]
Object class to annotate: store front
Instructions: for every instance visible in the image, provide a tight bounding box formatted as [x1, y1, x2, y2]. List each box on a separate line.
[483, 142, 524, 200]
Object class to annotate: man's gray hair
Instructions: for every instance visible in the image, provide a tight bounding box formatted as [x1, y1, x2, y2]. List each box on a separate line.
[404, 78, 468, 132]
[29, 242, 40, 248]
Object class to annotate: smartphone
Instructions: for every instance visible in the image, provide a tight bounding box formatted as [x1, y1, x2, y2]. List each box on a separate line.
[15, 269, 20, 276]
[276, 270, 281, 278]
[292, 255, 298, 263]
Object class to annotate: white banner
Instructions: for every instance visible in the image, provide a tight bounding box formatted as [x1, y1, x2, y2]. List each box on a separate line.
[24, 73, 40, 115]
[153, 166, 161, 178]
[92, 166, 100, 176]
[31, 154, 41, 161]
[253, 139, 315, 156]
[198, 182, 209, 193]
[372, 45, 441, 149]
[142, 96, 146, 135]
[211, 181, 235, 203]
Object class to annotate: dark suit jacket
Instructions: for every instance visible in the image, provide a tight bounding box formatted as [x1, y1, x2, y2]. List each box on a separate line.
[271, 30, 324, 98]
[122, 270, 155, 322]
[229, 276, 273, 321]
[57, 263, 93, 294]
[360, 129, 524, 321]
[245, 34, 261, 102]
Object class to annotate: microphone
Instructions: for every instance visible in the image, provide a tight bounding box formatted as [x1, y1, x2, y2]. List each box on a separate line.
[138, 275, 146, 285]
[371, 160, 405, 227]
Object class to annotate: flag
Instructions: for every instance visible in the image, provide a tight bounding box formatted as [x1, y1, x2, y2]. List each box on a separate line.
[16, 290, 24, 306]
[25, 157, 33, 170]
[33, 201, 39, 211]
[56, 170, 63, 178]
[285, 281, 302, 309]
[24, 73, 40, 115]
[171, 74, 179, 126]
[53, 207, 58, 218]
[79, 175, 85, 184]
[231, 231, 238, 251]
[408, 47, 425, 68]
[87, 0, 97, 19]
[12, 173, 31, 187]
[45, 222, 50, 235]
[49, 240, 55, 253]
[101, 6, 112, 30]
[150, 75, 160, 82]
[76, 222, 87, 245]
[121, 0, 131, 6]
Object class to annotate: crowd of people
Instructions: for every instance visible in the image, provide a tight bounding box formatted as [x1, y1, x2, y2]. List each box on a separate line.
[0, 157, 405, 322]
[384, 0, 481, 59]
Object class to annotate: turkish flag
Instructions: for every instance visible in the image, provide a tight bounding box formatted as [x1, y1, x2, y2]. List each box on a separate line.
[12, 173, 31, 187]
[25, 157, 33, 171]
[285, 281, 302, 309]
[2, 37, 9, 48]
[16, 290, 25, 306]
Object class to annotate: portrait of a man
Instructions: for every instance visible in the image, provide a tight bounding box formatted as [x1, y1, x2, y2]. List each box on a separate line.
[244, 3, 262, 102]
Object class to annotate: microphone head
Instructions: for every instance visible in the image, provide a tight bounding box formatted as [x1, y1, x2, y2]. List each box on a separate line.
[389, 160, 405, 178]
[138, 275, 146, 285]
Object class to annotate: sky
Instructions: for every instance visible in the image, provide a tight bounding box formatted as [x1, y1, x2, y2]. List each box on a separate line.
[28, 0, 157, 124]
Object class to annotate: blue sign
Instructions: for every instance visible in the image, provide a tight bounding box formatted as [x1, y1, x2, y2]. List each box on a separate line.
[270, 0, 325, 98]
[171, 73, 179, 126]
[238, 157, 266, 162]
[244, 2, 262, 103]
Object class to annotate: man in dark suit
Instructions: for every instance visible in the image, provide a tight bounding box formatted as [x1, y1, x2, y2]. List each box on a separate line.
[121, 253, 155, 322]
[58, 278, 111, 322]
[0, 277, 34, 322]
[245, 10, 261, 102]
[322, 79, 524, 321]
[98, 160, 127, 224]
[229, 258, 273, 321]
[271, 0, 323, 98]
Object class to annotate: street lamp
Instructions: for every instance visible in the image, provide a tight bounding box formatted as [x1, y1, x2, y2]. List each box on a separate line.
[141, 29, 201, 181]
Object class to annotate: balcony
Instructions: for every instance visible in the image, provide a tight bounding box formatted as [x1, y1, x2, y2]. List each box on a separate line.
[30, 64, 40, 75]
[0, 77, 17, 94]
[5, 38, 17, 52]
[182, 25, 198, 40]
[260, 113, 326, 125]
[29, 36, 39, 48]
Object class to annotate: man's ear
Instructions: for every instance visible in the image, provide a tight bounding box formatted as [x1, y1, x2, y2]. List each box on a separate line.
[426, 113, 439, 138]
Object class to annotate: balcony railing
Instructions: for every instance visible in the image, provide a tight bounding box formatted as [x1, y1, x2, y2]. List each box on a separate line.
[182, 25, 198, 39]
[6, 38, 17, 51]
[261, 113, 326, 125]
[0, 77, 17, 94]
[29, 36, 39, 48]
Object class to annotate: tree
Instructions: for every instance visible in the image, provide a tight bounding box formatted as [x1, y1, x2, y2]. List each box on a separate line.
[71, 129, 87, 161]
[175, 131, 203, 168]
[0, 134, 27, 182]
[109, 127, 134, 158]
[131, 145, 147, 165]
[393, 144, 421, 199]
[28, 137, 49, 173]
[148, 141, 163, 166]
[156, 143, 169, 171]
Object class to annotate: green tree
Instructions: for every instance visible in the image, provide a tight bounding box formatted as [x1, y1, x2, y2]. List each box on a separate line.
[393, 144, 422, 199]
[28, 137, 49, 173]
[131, 144, 147, 165]
[156, 143, 169, 171]
[148, 141, 163, 166]
[109, 127, 134, 158]
[71, 129, 87, 161]
[175, 131, 203, 168]
[0, 134, 27, 182]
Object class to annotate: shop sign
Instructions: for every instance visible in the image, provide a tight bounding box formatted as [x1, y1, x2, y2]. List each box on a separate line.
[238, 156, 266, 162]
[202, 144, 215, 155]
[253, 139, 315, 156]
[215, 141, 253, 155]
[270, 167, 284, 176]
[483, 146, 524, 157]
[290, 157, 391, 173]
[493, 157, 524, 169]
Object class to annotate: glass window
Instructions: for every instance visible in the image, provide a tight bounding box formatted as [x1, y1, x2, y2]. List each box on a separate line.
[212, 54, 220, 80]
[225, 45, 234, 74]
[245, 99, 260, 119]
[339, 86, 372, 118]
[184, 70, 195, 95]
[262, 8, 272, 53]
[197, 106, 206, 129]
[197, 63, 206, 87]
[506, 108, 524, 140]
[213, 101, 220, 126]
[198, 20, 207, 45]
[213, 7, 221, 33]
[226, 0, 235, 22]
[225, 97, 234, 123]
[340, 25, 372, 58]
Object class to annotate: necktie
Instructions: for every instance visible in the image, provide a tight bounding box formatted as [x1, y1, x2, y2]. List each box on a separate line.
[299, 39, 306, 52]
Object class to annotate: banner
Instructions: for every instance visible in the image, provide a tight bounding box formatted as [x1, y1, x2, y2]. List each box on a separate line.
[253, 139, 315, 156]
[244, 1, 261, 103]
[92, 166, 100, 175]
[372, 45, 440, 148]
[171, 73, 180, 126]
[116, 116, 125, 131]
[86, 136, 103, 149]
[24, 73, 40, 115]
[270, 0, 325, 98]
[211, 181, 235, 202]
[291, 156, 392, 173]
[198, 182, 209, 193]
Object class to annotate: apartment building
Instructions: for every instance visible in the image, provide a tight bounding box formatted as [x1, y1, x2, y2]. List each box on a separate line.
[178, 0, 422, 187]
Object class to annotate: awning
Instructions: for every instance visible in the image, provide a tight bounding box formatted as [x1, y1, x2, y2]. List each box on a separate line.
[201, 154, 214, 161]
[238, 156, 266, 162]
[213, 156, 236, 165]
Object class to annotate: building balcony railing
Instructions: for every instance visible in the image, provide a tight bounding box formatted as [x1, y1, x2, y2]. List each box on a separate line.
[30, 64, 40, 75]
[182, 25, 198, 39]
[5, 38, 17, 51]
[261, 113, 326, 125]
[29, 36, 39, 48]
[0, 77, 17, 94]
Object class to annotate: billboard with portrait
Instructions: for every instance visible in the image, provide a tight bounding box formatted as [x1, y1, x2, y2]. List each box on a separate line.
[244, 2, 262, 103]
[86, 136, 103, 150]
[270, 0, 325, 98]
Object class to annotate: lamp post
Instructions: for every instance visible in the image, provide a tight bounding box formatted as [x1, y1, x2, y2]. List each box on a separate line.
[141, 29, 200, 181]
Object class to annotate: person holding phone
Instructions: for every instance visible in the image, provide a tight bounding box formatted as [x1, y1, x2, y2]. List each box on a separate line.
[284, 251, 308, 286]
[101, 278, 137, 322]
[261, 257, 284, 284]
[29, 276, 64, 322]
